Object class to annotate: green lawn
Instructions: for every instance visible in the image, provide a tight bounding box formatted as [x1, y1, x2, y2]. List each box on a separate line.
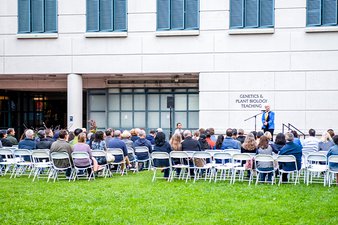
[0, 171, 337, 225]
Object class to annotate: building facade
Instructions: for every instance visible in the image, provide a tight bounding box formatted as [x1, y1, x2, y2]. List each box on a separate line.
[1, 0, 338, 137]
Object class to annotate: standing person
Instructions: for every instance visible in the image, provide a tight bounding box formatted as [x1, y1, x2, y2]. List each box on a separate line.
[262, 104, 275, 139]
[152, 132, 172, 178]
[6, 128, 18, 145]
[174, 122, 183, 135]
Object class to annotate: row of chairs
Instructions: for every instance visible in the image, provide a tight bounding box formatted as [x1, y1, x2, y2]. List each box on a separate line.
[150, 151, 338, 187]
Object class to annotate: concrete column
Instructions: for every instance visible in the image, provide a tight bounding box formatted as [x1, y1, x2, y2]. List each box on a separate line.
[67, 74, 83, 131]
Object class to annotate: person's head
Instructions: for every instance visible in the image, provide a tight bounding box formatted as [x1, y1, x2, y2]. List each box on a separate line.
[68, 132, 75, 142]
[183, 130, 192, 138]
[290, 130, 298, 138]
[45, 128, 53, 138]
[74, 128, 83, 137]
[242, 133, 257, 151]
[170, 133, 182, 151]
[95, 131, 104, 141]
[251, 131, 257, 139]
[25, 129, 34, 139]
[7, 128, 15, 136]
[275, 133, 286, 145]
[199, 128, 205, 134]
[258, 136, 270, 149]
[232, 128, 238, 137]
[155, 132, 166, 146]
[37, 130, 46, 139]
[285, 132, 294, 142]
[130, 129, 137, 136]
[0, 130, 7, 139]
[156, 128, 163, 133]
[327, 129, 335, 138]
[208, 128, 215, 135]
[193, 130, 200, 138]
[256, 131, 264, 139]
[264, 104, 270, 112]
[113, 130, 121, 138]
[215, 135, 224, 149]
[264, 131, 272, 140]
[226, 128, 233, 137]
[199, 133, 206, 141]
[138, 130, 146, 138]
[149, 129, 156, 136]
[78, 133, 86, 143]
[105, 128, 113, 137]
[121, 130, 131, 139]
[58, 130, 68, 140]
[176, 122, 182, 129]
[238, 129, 244, 136]
[321, 131, 332, 143]
[333, 135, 338, 145]
[309, 129, 316, 137]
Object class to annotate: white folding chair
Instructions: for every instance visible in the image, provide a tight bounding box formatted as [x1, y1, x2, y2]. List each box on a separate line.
[327, 155, 338, 187]
[71, 152, 95, 181]
[254, 154, 275, 185]
[0, 148, 15, 176]
[213, 152, 233, 183]
[11, 149, 33, 178]
[92, 150, 111, 178]
[276, 155, 300, 185]
[150, 152, 171, 182]
[192, 151, 213, 183]
[107, 148, 127, 175]
[31, 149, 53, 182]
[169, 151, 191, 182]
[134, 146, 151, 171]
[49, 152, 73, 182]
[306, 153, 328, 186]
[231, 153, 253, 185]
[127, 147, 138, 172]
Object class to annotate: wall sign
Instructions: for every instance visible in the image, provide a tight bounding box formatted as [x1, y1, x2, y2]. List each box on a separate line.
[235, 94, 268, 109]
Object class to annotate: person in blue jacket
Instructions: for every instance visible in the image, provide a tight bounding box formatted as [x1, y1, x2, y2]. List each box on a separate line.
[262, 104, 275, 140]
[279, 132, 302, 182]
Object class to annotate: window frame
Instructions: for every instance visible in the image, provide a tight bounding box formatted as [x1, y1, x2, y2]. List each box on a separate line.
[306, 0, 338, 27]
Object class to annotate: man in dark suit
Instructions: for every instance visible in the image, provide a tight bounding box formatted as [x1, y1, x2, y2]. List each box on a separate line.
[182, 130, 201, 151]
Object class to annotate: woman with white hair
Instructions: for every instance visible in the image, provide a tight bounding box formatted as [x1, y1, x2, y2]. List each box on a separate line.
[319, 131, 334, 152]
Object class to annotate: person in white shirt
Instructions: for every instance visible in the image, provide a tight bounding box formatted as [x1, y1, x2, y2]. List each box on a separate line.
[302, 128, 319, 151]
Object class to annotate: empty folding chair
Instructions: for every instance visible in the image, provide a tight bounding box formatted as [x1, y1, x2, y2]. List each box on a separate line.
[231, 153, 253, 185]
[213, 152, 233, 183]
[134, 146, 151, 171]
[254, 154, 275, 185]
[0, 148, 15, 176]
[327, 155, 338, 187]
[276, 155, 300, 185]
[11, 149, 33, 178]
[306, 153, 328, 186]
[49, 152, 73, 182]
[170, 151, 191, 182]
[71, 152, 95, 181]
[92, 150, 111, 178]
[192, 151, 213, 183]
[151, 152, 171, 182]
[31, 149, 53, 182]
[127, 147, 138, 172]
[107, 148, 127, 175]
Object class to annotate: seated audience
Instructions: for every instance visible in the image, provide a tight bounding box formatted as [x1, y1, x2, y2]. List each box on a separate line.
[279, 132, 302, 182]
[291, 130, 302, 147]
[146, 129, 156, 145]
[257, 136, 274, 182]
[50, 130, 73, 177]
[181, 130, 201, 151]
[327, 135, 338, 185]
[319, 131, 334, 152]
[198, 133, 211, 150]
[18, 129, 36, 150]
[221, 128, 241, 150]
[36, 130, 53, 149]
[236, 129, 246, 144]
[6, 128, 18, 145]
[169, 133, 182, 151]
[193, 130, 200, 140]
[327, 129, 335, 139]
[241, 133, 258, 154]
[256, 131, 264, 145]
[214, 135, 224, 150]
[130, 128, 140, 142]
[91, 131, 107, 151]
[302, 128, 319, 151]
[205, 132, 215, 149]
[73, 133, 100, 173]
[108, 130, 130, 169]
[152, 132, 172, 178]
[271, 133, 286, 153]
[208, 128, 217, 142]
[0, 130, 13, 147]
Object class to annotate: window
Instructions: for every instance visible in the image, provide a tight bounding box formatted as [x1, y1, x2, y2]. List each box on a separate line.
[230, 0, 274, 29]
[86, 0, 127, 32]
[157, 0, 199, 31]
[307, 0, 338, 27]
[18, 0, 58, 33]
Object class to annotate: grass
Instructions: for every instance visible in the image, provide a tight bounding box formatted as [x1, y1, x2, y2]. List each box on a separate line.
[0, 171, 338, 225]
